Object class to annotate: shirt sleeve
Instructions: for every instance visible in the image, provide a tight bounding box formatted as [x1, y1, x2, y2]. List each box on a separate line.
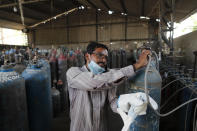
[66, 65, 135, 91]
[108, 87, 118, 113]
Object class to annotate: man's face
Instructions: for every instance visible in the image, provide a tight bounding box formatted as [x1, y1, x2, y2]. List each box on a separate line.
[86, 47, 108, 68]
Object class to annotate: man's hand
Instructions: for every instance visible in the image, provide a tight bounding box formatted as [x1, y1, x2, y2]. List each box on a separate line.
[117, 92, 158, 131]
[133, 50, 150, 70]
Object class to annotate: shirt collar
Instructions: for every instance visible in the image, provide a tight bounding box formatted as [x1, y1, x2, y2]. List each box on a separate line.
[81, 65, 89, 72]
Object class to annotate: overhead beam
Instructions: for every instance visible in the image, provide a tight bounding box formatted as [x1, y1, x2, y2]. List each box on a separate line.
[86, 0, 97, 9]
[110, 38, 154, 42]
[0, 10, 38, 24]
[22, 6, 50, 19]
[70, 0, 81, 7]
[141, 0, 145, 16]
[119, 0, 127, 13]
[147, 0, 159, 17]
[0, 18, 24, 29]
[28, 8, 78, 28]
[178, 7, 197, 23]
[100, 0, 110, 10]
[6, 0, 49, 20]
[51, 0, 75, 12]
[18, 0, 25, 26]
[175, 9, 189, 14]
[0, 0, 48, 8]
[34, 21, 147, 29]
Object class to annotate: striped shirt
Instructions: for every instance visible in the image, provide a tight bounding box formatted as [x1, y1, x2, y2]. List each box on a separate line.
[66, 65, 135, 131]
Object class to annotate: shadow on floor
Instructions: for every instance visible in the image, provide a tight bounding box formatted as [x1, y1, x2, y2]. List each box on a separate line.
[52, 112, 70, 131]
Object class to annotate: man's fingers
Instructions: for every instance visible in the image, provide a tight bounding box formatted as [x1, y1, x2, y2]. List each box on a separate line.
[144, 51, 151, 56]
[142, 49, 150, 54]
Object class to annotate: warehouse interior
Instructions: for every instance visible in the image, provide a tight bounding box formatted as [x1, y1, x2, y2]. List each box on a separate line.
[0, 0, 197, 131]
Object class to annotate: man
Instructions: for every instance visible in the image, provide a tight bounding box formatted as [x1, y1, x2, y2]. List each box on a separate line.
[66, 41, 150, 131]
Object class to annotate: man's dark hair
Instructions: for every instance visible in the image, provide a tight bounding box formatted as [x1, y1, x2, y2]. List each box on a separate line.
[86, 41, 108, 54]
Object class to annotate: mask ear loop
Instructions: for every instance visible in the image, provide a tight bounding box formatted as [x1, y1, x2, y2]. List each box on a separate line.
[85, 53, 92, 65]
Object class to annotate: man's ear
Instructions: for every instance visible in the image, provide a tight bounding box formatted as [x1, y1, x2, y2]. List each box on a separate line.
[85, 53, 90, 63]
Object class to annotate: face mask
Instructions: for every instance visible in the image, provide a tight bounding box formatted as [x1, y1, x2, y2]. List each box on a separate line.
[88, 60, 105, 75]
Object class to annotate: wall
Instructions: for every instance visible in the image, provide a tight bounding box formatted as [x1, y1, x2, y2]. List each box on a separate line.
[174, 30, 197, 69]
[27, 9, 149, 50]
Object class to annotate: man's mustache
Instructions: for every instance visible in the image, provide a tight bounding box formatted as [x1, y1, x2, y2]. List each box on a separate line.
[97, 62, 106, 65]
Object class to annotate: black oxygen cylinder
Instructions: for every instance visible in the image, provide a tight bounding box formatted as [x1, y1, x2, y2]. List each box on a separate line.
[58, 53, 69, 111]
[51, 86, 61, 118]
[49, 50, 58, 85]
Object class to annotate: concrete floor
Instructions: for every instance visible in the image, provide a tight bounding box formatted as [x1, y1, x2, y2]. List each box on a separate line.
[52, 112, 70, 131]
[51, 109, 123, 131]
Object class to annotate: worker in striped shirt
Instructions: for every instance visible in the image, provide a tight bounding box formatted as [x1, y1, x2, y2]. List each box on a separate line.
[66, 41, 150, 131]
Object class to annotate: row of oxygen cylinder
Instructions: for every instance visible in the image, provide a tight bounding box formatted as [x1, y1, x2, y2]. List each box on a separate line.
[49, 49, 85, 118]
[0, 59, 53, 131]
[160, 56, 197, 131]
[0, 46, 162, 131]
[0, 48, 130, 131]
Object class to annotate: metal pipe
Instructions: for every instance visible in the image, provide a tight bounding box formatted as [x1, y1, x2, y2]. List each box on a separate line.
[33, 21, 148, 29]
[28, 8, 78, 28]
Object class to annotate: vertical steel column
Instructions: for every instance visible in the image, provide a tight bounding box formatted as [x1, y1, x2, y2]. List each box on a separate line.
[125, 16, 128, 42]
[170, 0, 175, 54]
[160, 0, 175, 54]
[192, 51, 197, 78]
[32, 29, 36, 47]
[96, 10, 98, 42]
[66, 16, 69, 44]
[158, 2, 162, 52]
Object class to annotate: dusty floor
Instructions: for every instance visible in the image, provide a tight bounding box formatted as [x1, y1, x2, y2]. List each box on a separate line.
[51, 109, 123, 131]
[52, 112, 70, 131]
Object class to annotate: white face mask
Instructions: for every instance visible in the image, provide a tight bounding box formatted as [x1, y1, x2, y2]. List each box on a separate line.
[88, 60, 105, 75]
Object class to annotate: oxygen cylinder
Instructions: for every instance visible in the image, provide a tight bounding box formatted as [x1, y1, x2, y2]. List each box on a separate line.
[0, 54, 4, 67]
[51, 87, 61, 118]
[117, 51, 122, 68]
[22, 63, 53, 131]
[57, 53, 69, 111]
[13, 54, 26, 74]
[58, 53, 67, 83]
[0, 65, 29, 131]
[76, 50, 84, 67]
[121, 50, 127, 67]
[108, 51, 112, 68]
[111, 50, 117, 68]
[129, 58, 162, 131]
[38, 59, 51, 89]
[49, 50, 58, 85]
